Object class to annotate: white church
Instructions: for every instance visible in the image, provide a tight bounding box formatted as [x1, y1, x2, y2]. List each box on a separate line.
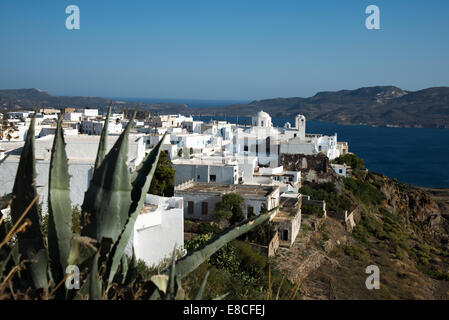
[232, 110, 341, 167]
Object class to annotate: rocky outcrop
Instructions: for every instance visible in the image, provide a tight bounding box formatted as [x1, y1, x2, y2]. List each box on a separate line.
[366, 173, 440, 223]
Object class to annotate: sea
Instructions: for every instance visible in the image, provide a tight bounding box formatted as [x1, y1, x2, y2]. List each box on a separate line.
[193, 115, 449, 189]
[118, 98, 449, 189]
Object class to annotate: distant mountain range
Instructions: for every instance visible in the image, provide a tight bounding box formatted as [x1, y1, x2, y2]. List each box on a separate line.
[0, 88, 190, 115]
[1, 86, 449, 128]
[196, 86, 449, 128]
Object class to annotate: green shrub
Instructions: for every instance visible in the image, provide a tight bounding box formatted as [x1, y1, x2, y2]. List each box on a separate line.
[301, 204, 324, 217]
[184, 234, 239, 275]
[300, 182, 352, 212]
[395, 246, 405, 260]
[334, 154, 365, 171]
[342, 245, 370, 260]
[344, 177, 385, 205]
[136, 259, 156, 279]
[416, 265, 449, 281]
[245, 221, 277, 246]
[197, 222, 222, 235]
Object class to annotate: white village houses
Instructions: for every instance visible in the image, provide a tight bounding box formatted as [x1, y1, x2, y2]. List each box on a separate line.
[1, 108, 349, 263]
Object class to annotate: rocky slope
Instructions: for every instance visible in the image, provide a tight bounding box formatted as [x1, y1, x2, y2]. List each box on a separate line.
[274, 170, 449, 299]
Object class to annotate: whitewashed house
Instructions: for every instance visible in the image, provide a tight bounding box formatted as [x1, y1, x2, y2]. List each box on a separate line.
[172, 157, 239, 185]
[126, 194, 184, 268]
[0, 134, 146, 209]
[331, 163, 351, 178]
[174, 181, 280, 221]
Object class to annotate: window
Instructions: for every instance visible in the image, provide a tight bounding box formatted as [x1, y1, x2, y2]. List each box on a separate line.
[339, 169, 343, 174]
[282, 229, 289, 241]
[187, 201, 194, 215]
[247, 206, 254, 217]
[201, 202, 208, 216]
[210, 174, 216, 182]
[266, 137, 270, 155]
[244, 145, 248, 152]
[294, 133, 297, 138]
[197, 175, 200, 179]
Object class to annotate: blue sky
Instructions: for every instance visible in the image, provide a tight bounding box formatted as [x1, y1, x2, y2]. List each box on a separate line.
[1, 0, 448, 100]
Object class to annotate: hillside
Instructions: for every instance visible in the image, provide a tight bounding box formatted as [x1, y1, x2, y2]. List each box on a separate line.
[0, 88, 190, 115]
[274, 159, 449, 299]
[180, 154, 449, 300]
[198, 86, 449, 128]
[2, 86, 449, 128]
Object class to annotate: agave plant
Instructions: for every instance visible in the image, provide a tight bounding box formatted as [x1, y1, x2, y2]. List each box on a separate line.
[0, 107, 278, 300]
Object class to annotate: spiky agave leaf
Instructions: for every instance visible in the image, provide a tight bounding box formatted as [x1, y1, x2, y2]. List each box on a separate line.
[105, 134, 167, 286]
[120, 255, 128, 284]
[94, 104, 111, 172]
[194, 270, 210, 300]
[149, 274, 168, 295]
[80, 112, 136, 245]
[123, 248, 138, 285]
[47, 116, 73, 294]
[88, 251, 102, 300]
[10, 111, 48, 289]
[171, 207, 279, 279]
[165, 248, 176, 300]
[212, 292, 229, 300]
[0, 153, 9, 166]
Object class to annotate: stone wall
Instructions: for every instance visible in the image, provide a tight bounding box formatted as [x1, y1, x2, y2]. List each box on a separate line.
[303, 198, 327, 217]
[280, 153, 335, 183]
[327, 207, 361, 232]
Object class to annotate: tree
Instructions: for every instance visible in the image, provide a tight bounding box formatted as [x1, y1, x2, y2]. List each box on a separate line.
[246, 220, 277, 246]
[334, 154, 364, 171]
[177, 148, 183, 158]
[189, 147, 194, 158]
[213, 193, 244, 225]
[148, 150, 175, 197]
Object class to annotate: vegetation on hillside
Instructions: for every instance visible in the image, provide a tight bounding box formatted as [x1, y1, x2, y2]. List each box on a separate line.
[296, 153, 449, 299]
[299, 182, 352, 212]
[183, 235, 299, 299]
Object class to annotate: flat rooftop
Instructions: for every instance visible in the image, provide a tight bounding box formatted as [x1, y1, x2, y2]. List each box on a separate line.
[273, 196, 301, 220]
[175, 182, 277, 197]
[172, 158, 237, 166]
